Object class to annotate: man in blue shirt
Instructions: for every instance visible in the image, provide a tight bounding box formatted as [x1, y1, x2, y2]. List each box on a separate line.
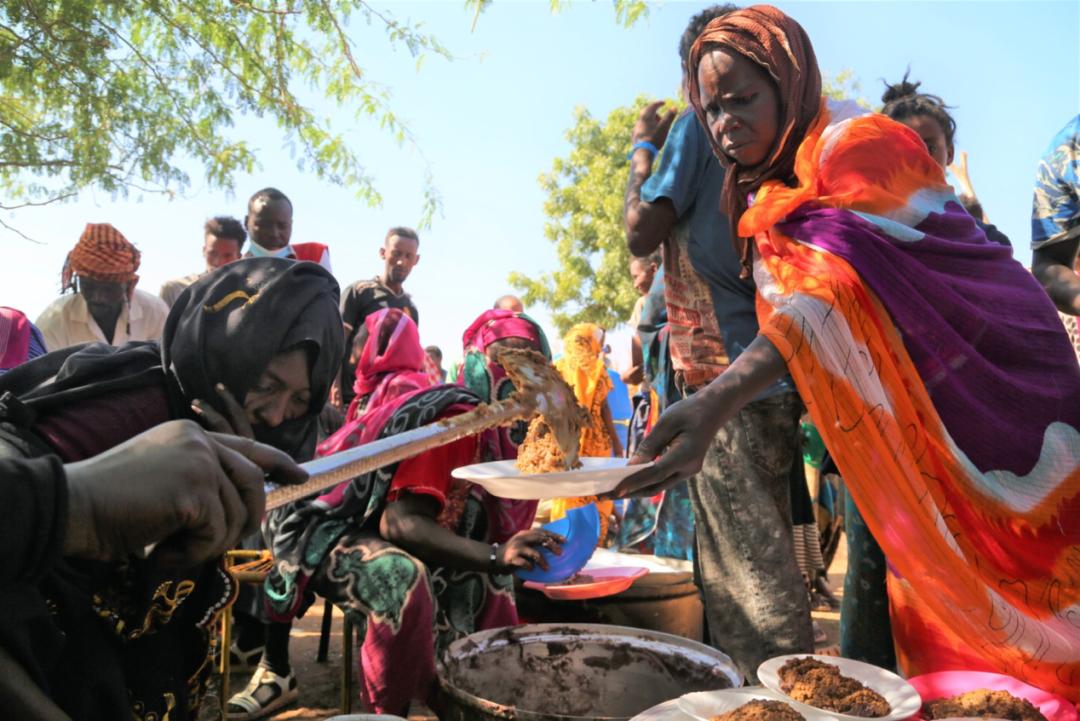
[622, 4, 813, 681]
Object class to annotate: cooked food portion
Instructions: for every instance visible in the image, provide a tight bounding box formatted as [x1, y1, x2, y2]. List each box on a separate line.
[496, 347, 586, 471]
[923, 689, 1047, 721]
[778, 657, 891, 717]
[550, 573, 595, 586]
[516, 416, 582, 474]
[710, 700, 806, 721]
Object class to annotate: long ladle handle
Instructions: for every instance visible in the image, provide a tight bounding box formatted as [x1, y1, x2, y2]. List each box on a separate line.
[266, 398, 530, 510]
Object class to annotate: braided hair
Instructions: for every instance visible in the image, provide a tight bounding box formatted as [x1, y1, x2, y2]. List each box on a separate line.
[881, 71, 957, 156]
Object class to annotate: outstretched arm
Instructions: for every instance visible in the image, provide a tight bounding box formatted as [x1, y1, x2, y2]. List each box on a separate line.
[612, 334, 787, 497]
[380, 494, 562, 573]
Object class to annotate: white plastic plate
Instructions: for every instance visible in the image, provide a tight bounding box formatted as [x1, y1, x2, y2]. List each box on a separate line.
[450, 456, 651, 500]
[679, 687, 840, 721]
[758, 654, 921, 721]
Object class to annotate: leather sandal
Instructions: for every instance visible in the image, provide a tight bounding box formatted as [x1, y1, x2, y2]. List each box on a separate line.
[226, 666, 298, 720]
[228, 641, 265, 674]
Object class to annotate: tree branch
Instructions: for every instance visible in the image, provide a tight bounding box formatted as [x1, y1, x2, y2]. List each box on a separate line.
[0, 191, 78, 210]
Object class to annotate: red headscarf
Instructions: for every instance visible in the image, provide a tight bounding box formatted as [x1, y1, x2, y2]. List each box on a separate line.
[348, 307, 433, 419]
[687, 4, 822, 278]
[460, 308, 544, 354]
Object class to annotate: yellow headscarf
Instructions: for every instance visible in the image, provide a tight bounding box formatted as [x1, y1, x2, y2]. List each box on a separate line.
[555, 322, 612, 417]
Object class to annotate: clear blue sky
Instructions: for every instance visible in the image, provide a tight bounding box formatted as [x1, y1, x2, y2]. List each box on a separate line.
[3, 1, 1078, 367]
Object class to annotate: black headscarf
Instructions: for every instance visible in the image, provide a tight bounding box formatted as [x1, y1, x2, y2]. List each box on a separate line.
[163, 257, 343, 460]
[1, 257, 343, 462]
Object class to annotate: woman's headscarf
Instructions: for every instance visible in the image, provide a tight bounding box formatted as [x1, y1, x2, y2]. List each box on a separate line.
[459, 308, 551, 458]
[459, 309, 550, 403]
[687, 4, 822, 278]
[555, 323, 611, 415]
[347, 307, 433, 419]
[163, 257, 344, 460]
[0, 307, 46, 374]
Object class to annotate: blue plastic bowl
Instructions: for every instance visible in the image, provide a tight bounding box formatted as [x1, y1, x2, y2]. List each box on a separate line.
[516, 503, 601, 584]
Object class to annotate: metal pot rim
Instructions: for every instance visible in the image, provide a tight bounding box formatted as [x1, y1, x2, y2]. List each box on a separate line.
[437, 623, 743, 721]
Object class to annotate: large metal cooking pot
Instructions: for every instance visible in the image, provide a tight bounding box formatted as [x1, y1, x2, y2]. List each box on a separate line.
[438, 623, 741, 721]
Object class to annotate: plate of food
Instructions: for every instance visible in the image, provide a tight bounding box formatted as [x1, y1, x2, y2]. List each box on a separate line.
[523, 566, 649, 600]
[758, 655, 921, 721]
[451, 456, 650, 500]
[909, 671, 1077, 721]
[678, 687, 840, 721]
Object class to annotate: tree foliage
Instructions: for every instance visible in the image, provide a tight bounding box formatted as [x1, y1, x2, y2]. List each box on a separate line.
[512, 71, 864, 335]
[0, 0, 450, 236]
[466, 0, 649, 32]
[509, 95, 679, 334]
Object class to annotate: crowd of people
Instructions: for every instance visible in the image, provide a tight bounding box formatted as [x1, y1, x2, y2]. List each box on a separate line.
[1, 3, 1078, 720]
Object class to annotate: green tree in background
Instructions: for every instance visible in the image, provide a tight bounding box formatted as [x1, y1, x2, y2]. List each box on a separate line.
[510, 71, 866, 335]
[510, 95, 679, 335]
[0, 0, 452, 237]
[1, 0, 652, 240]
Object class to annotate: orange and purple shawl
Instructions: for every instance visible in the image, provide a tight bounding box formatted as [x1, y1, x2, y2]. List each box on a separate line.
[748, 108, 1080, 697]
[690, 4, 1080, 697]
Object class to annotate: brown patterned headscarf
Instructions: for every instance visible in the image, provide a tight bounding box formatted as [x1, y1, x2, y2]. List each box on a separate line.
[61, 223, 141, 292]
[687, 4, 822, 278]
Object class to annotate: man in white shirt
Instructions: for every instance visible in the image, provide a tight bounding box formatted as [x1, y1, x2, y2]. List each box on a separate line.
[36, 223, 168, 351]
[159, 216, 246, 308]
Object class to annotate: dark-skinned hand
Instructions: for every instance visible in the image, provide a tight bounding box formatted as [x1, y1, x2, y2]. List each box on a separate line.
[62, 420, 307, 568]
[192, 382, 255, 439]
[608, 392, 726, 499]
[494, 528, 565, 573]
[632, 100, 678, 150]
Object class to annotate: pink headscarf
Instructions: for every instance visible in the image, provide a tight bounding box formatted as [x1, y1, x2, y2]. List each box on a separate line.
[347, 308, 433, 420]
[461, 308, 544, 353]
[0, 307, 45, 372]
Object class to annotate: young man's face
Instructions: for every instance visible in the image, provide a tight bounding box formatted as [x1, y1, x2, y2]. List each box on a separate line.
[629, 259, 657, 295]
[203, 233, 242, 270]
[246, 198, 293, 250]
[380, 234, 420, 285]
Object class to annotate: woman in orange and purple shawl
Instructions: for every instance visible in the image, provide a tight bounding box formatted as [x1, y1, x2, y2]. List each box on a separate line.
[615, 5, 1080, 699]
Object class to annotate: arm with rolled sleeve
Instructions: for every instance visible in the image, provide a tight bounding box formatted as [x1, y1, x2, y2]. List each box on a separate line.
[624, 104, 694, 257]
[626, 113, 708, 256]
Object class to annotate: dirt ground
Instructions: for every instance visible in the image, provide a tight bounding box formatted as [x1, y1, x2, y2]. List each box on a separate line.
[199, 539, 847, 721]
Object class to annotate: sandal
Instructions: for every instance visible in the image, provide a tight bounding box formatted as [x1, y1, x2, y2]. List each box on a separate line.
[226, 666, 298, 720]
[229, 641, 265, 674]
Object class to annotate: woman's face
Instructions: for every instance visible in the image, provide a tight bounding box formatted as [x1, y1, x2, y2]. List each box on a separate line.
[697, 47, 780, 167]
[243, 346, 312, 429]
[897, 114, 953, 169]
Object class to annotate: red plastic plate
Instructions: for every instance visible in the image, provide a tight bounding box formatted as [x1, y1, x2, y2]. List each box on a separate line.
[523, 566, 648, 600]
